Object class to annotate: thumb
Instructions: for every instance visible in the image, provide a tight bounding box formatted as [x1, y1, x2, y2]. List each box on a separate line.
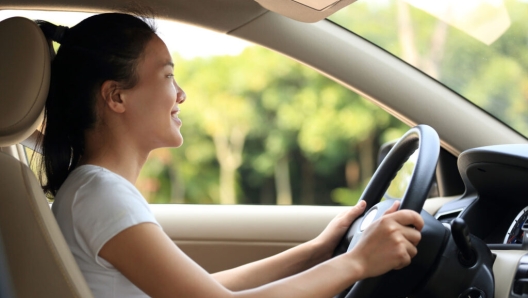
[383, 200, 401, 215]
[349, 200, 367, 216]
[340, 200, 367, 225]
[354, 200, 366, 212]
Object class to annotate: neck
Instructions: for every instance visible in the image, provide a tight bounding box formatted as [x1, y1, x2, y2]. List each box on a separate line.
[79, 129, 149, 185]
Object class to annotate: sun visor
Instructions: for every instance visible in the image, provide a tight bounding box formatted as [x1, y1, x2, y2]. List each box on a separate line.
[255, 0, 358, 23]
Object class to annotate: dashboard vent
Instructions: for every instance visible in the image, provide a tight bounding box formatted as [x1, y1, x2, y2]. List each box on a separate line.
[435, 209, 463, 224]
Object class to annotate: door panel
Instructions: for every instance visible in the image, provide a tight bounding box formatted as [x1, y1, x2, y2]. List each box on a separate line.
[152, 204, 343, 272]
[151, 197, 455, 272]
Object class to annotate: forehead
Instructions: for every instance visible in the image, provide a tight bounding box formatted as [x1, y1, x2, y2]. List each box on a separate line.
[140, 35, 172, 69]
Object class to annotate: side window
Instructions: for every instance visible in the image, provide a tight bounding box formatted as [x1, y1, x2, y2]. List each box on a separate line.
[24, 146, 40, 175]
[23, 145, 54, 202]
[140, 22, 410, 206]
[2, 10, 410, 206]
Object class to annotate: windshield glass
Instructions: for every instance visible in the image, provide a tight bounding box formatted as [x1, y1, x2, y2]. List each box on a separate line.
[330, 0, 528, 137]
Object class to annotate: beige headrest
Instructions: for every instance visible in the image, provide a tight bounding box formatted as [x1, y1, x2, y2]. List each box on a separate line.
[0, 17, 49, 147]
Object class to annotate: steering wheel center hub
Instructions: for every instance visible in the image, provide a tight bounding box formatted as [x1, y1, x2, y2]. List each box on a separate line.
[359, 207, 378, 232]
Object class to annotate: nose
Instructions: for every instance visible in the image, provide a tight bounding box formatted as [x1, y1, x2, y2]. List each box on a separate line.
[175, 81, 186, 104]
[177, 89, 186, 104]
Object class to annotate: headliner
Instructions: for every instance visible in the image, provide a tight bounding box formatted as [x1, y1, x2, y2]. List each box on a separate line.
[0, 0, 269, 33]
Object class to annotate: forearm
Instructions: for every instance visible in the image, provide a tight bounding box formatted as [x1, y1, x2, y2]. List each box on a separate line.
[213, 240, 327, 291]
[232, 254, 363, 298]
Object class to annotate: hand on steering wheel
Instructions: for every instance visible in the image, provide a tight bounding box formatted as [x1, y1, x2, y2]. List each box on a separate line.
[347, 200, 423, 279]
[333, 125, 441, 298]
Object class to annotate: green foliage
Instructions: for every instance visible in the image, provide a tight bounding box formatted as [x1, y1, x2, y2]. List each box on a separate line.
[331, 187, 364, 206]
[331, 0, 528, 137]
[141, 0, 528, 205]
[386, 158, 416, 199]
[138, 44, 406, 205]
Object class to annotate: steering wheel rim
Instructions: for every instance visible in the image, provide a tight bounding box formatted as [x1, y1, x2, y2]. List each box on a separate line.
[334, 124, 440, 298]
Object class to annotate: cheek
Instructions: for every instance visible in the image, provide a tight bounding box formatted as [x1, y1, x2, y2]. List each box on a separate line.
[153, 80, 177, 104]
[167, 82, 178, 101]
[128, 79, 176, 118]
[139, 85, 170, 109]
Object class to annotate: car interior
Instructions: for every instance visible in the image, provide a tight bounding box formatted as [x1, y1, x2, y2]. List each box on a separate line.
[1, 0, 528, 297]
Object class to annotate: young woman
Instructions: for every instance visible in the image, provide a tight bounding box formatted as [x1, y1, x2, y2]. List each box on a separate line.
[37, 12, 424, 298]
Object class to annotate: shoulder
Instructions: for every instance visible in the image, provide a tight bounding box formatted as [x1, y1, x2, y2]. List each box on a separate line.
[65, 165, 158, 235]
[63, 165, 141, 200]
[57, 165, 148, 216]
[78, 165, 137, 192]
[57, 166, 159, 267]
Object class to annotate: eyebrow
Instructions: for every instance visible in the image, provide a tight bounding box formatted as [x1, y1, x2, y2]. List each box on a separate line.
[164, 61, 174, 68]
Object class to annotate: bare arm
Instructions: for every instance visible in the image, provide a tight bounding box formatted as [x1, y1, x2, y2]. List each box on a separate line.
[236, 202, 424, 297]
[99, 201, 423, 298]
[212, 201, 368, 291]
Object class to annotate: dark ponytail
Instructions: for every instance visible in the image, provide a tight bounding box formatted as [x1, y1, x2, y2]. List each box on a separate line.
[36, 12, 157, 197]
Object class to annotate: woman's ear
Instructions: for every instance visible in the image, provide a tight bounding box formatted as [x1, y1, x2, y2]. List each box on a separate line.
[100, 80, 126, 113]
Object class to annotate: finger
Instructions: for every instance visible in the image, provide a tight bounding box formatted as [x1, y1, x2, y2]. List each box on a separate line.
[393, 244, 413, 270]
[401, 238, 418, 261]
[339, 201, 367, 227]
[336, 201, 365, 217]
[355, 200, 366, 209]
[348, 200, 366, 216]
[397, 242, 417, 269]
[391, 210, 425, 231]
[407, 241, 418, 258]
[383, 200, 401, 215]
[347, 200, 366, 216]
[400, 227, 422, 246]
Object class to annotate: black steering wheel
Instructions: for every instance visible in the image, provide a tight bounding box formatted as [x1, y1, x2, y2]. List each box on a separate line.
[333, 124, 441, 298]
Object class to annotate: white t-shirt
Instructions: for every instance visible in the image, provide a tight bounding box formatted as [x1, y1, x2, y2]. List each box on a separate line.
[52, 164, 160, 298]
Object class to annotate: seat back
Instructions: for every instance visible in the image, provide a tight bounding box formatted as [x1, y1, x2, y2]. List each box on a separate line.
[0, 229, 15, 298]
[0, 17, 93, 298]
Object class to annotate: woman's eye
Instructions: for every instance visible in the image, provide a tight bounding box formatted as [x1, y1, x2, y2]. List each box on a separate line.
[166, 74, 174, 78]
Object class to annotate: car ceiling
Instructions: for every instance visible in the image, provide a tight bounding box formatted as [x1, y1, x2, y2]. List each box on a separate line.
[0, 0, 268, 33]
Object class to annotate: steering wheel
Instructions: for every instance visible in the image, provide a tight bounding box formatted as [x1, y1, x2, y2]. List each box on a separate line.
[333, 124, 441, 298]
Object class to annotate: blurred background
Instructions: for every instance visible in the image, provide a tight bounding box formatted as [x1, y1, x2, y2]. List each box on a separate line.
[138, 44, 407, 205]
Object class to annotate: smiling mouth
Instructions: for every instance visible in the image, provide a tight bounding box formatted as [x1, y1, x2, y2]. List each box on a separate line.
[171, 109, 182, 126]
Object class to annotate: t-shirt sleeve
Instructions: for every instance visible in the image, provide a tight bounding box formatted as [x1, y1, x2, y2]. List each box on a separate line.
[71, 173, 160, 269]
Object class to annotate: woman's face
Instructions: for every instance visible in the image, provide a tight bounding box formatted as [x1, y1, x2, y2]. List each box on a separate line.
[120, 35, 186, 151]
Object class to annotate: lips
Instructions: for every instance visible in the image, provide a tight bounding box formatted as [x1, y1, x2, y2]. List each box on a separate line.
[171, 108, 182, 126]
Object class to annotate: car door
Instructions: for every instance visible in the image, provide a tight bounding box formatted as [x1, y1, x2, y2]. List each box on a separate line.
[153, 199, 453, 273]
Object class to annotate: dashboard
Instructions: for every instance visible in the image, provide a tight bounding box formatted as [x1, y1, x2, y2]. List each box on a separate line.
[429, 144, 528, 297]
[434, 144, 528, 245]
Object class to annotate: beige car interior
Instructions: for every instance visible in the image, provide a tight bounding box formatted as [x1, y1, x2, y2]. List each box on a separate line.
[0, 0, 527, 296]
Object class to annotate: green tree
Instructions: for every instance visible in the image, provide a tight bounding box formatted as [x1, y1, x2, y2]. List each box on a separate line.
[174, 54, 264, 204]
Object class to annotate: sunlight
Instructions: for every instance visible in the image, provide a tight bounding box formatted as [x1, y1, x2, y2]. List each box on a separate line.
[404, 0, 511, 45]
[0, 9, 251, 59]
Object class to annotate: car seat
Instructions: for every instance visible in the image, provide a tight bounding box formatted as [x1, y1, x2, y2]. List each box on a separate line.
[0, 16, 93, 298]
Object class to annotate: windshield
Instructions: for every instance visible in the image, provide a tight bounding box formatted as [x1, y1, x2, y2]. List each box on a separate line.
[329, 0, 528, 138]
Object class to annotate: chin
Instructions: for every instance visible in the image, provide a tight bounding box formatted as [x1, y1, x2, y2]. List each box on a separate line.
[173, 139, 184, 148]
[171, 135, 184, 148]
